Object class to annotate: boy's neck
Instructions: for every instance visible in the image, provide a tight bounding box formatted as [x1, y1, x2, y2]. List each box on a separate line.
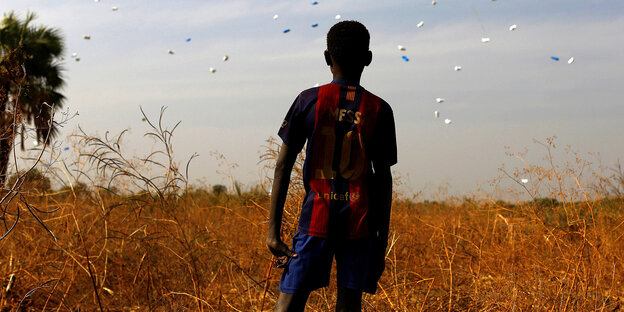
[331, 66, 362, 85]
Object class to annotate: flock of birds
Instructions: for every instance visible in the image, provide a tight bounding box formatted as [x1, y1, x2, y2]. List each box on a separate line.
[66, 0, 575, 135]
[42, 0, 580, 184]
[69, 0, 231, 73]
[392, 1, 575, 127]
[273, 1, 575, 127]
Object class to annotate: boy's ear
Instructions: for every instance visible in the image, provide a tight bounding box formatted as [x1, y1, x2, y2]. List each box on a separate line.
[324, 50, 333, 66]
[364, 50, 372, 67]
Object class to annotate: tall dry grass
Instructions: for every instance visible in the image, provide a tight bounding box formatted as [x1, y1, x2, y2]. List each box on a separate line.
[1, 111, 623, 311]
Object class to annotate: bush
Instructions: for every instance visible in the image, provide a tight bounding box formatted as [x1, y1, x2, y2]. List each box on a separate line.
[6, 168, 51, 194]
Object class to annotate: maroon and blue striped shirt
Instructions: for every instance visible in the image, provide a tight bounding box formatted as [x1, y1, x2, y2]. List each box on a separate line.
[279, 80, 397, 239]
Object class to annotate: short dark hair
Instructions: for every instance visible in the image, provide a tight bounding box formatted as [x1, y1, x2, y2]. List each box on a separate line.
[326, 21, 370, 71]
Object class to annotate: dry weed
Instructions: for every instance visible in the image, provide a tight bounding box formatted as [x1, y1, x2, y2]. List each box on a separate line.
[0, 115, 622, 311]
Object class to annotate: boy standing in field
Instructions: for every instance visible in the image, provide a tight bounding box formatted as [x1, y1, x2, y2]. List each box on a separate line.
[267, 21, 397, 312]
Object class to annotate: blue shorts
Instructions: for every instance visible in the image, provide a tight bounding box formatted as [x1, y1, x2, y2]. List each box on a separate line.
[278, 232, 386, 295]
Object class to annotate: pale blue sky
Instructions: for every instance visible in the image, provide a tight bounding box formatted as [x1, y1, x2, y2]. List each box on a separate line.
[2, 0, 623, 197]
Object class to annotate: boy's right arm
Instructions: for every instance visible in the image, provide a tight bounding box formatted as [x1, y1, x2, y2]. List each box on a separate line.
[266, 142, 300, 259]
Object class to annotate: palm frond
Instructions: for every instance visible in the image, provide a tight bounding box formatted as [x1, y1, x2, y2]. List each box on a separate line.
[0, 11, 66, 154]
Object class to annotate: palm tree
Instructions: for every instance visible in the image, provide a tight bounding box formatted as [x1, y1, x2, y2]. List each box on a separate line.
[0, 11, 65, 186]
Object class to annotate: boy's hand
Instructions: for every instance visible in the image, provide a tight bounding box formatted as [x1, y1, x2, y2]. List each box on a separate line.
[266, 236, 298, 268]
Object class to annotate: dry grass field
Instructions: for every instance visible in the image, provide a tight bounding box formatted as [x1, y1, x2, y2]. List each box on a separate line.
[1, 118, 623, 311]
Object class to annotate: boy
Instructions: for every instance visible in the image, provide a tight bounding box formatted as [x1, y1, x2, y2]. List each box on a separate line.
[267, 21, 397, 312]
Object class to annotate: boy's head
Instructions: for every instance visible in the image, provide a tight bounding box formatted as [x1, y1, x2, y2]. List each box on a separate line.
[325, 21, 372, 77]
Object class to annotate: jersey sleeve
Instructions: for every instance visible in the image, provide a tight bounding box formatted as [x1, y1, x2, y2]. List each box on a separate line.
[278, 95, 307, 152]
[369, 102, 398, 168]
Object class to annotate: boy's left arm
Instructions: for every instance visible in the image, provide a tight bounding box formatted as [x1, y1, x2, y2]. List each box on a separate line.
[266, 143, 300, 261]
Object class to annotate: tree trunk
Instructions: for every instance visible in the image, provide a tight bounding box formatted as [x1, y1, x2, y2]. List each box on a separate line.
[0, 113, 15, 187]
